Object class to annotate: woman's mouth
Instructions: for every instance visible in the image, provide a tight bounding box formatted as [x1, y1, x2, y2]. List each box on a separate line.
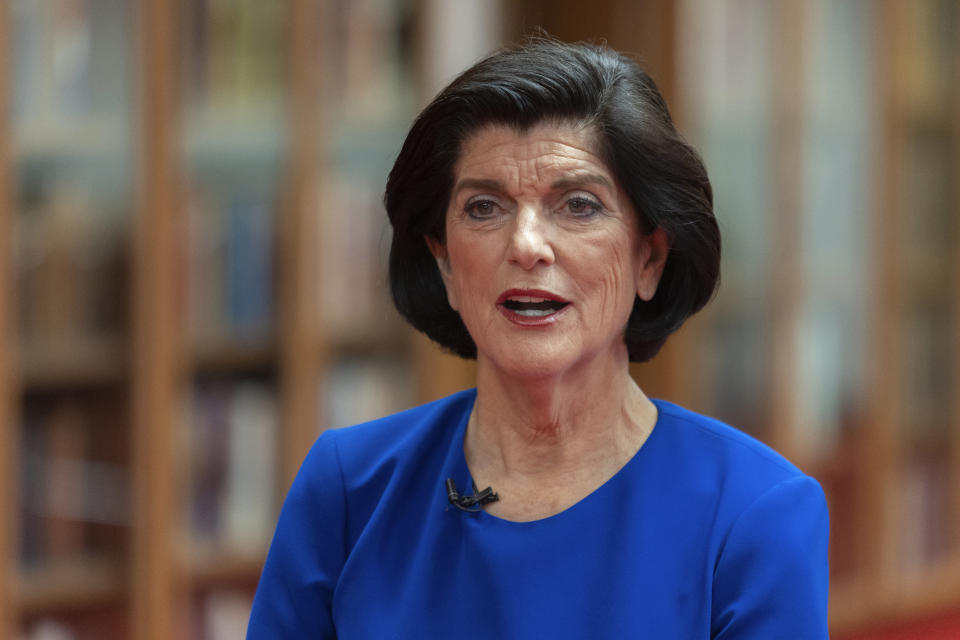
[496, 290, 570, 324]
[502, 296, 569, 316]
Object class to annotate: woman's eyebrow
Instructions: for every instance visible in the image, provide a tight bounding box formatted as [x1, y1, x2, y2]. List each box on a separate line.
[452, 177, 505, 196]
[551, 173, 613, 191]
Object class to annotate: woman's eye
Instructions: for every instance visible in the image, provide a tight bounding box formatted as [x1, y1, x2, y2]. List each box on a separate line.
[565, 195, 602, 217]
[465, 199, 500, 219]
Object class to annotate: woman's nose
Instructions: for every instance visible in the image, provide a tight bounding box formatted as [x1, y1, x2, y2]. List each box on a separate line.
[507, 207, 555, 269]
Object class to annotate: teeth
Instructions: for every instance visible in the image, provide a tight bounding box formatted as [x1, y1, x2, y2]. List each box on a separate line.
[514, 308, 554, 317]
[502, 296, 568, 316]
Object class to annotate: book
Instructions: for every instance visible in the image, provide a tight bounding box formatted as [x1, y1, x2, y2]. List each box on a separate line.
[187, 185, 276, 346]
[17, 176, 128, 349]
[185, 379, 277, 556]
[317, 175, 394, 342]
[203, 589, 255, 640]
[19, 391, 130, 588]
[322, 356, 414, 431]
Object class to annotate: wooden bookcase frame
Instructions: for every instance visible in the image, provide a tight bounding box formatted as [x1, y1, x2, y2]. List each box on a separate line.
[0, 0, 353, 637]
[130, 0, 180, 637]
[0, 3, 19, 640]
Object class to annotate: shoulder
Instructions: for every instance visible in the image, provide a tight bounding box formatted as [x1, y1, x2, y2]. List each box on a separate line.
[648, 399, 826, 536]
[290, 389, 474, 527]
[651, 398, 810, 494]
[319, 388, 475, 472]
[648, 402, 829, 636]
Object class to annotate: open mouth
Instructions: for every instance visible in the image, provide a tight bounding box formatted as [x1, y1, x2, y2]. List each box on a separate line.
[501, 296, 570, 317]
[497, 290, 571, 321]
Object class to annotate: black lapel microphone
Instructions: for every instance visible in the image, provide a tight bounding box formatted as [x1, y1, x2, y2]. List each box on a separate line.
[446, 478, 499, 512]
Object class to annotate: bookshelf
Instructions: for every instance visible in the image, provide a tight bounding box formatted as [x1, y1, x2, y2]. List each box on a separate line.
[1, 0, 453, 638]
[5, 0, 957, 638]
[516, 0, 960, 635]
[675, 0, 960, 635]
[5, 0, 137, 637]
[0, 1, 15, 637]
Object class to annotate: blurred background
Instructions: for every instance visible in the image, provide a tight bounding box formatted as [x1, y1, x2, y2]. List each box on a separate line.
[0, 0, 958, 638]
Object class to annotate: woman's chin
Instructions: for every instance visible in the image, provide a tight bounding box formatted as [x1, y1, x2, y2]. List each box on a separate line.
[480, 342, 604, 383]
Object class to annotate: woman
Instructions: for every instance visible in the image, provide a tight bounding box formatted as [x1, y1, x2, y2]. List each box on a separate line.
[247, 38, 829, 638]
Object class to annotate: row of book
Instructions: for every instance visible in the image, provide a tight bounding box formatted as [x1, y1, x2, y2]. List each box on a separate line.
[10, 0, 288, 125]
[16, 167, 411, 351]
[183, 379, 277, 558]
[322, 356, 416, 430]
[16, 176, 128, 347]
[316, 175, 403, 342]
[188, 172, 424, 348]
[19, 391, 129, 572]
[16, 170, 408, 351]
[9, 0, 421, 124]
[19, 379, 278, 575]
[182, 354, 417, 561]
[320, 0, 416, 125]
[187, 186, 276, 346]
[20, 353, 415, 571]
[19, 611, 126, 640]
[183, 355, 416, 554]
[20, 588, 254, 640]
[14, 179, 272, 344]
[9, 0, 132, 124]
[682, 0, 960, 585]
[181, 0, 284, 114]
[186, 589, 256, 640]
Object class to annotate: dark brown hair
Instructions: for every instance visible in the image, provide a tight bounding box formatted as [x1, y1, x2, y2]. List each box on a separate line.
[385, 38, 720, 362]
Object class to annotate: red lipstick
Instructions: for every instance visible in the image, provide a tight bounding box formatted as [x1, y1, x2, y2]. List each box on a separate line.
[496, 289, 571, 326]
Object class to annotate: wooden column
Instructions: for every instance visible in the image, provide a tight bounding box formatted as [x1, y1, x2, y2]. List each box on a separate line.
[859, 0, 906, 601]
[0, 1, 21, 637]
[413, 334, 477, 405]
[608, 0, 695, 406]
[764, 0, 808, 462]
[131, 0, 182, 638]
[951, 0, 960, 559]
[279, 0, 322, 492]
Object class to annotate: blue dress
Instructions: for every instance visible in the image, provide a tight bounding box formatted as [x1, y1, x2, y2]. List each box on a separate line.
[247, 389, 829, 638]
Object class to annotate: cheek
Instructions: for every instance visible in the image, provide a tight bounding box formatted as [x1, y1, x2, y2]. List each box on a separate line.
[602, 254, 634, 318]
[444, 236, 487, 312]
[576, 237, 637, 318]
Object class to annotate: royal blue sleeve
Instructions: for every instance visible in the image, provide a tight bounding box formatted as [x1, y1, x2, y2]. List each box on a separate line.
[246, 432, 346, 639]
[711, 475, 830, 639]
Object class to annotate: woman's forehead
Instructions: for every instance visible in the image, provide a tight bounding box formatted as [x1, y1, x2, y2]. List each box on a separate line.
[454, 122, 611, 185]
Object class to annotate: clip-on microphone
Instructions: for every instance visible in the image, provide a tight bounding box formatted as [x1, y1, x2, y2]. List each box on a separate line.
[446, 478, 499, 512]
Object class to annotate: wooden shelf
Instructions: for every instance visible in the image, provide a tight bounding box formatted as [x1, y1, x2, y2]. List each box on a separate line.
[181, 548, 265, 590]
[13, 116, 130, 164]
[324, 323, 410, 358]
[182, 108, 285, 174]
[189, 338, 277, 377]
[18, 557, 126, 616]
[20, 337, 127, 390]
[830, 556, 960, 636]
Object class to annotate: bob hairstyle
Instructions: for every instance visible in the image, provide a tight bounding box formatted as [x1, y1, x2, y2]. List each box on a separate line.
[385, 38, 720, 362]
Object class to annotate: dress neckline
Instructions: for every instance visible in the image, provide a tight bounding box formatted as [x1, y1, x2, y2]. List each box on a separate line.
[446, 389, 665, 527]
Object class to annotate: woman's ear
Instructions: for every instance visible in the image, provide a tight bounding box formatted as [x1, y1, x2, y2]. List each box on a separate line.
[424, 235, 458, 309]
[634, 227, 670, 301]
[425, 235, 450, 275]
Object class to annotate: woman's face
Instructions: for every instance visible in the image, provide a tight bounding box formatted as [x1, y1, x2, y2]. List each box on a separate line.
[428, 121, 668, 380]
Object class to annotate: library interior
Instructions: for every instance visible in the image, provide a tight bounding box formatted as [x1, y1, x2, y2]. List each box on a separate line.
[2, 0, 960, 638]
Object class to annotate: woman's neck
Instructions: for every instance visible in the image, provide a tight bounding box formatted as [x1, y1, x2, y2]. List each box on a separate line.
[464, 349, 658, 519]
